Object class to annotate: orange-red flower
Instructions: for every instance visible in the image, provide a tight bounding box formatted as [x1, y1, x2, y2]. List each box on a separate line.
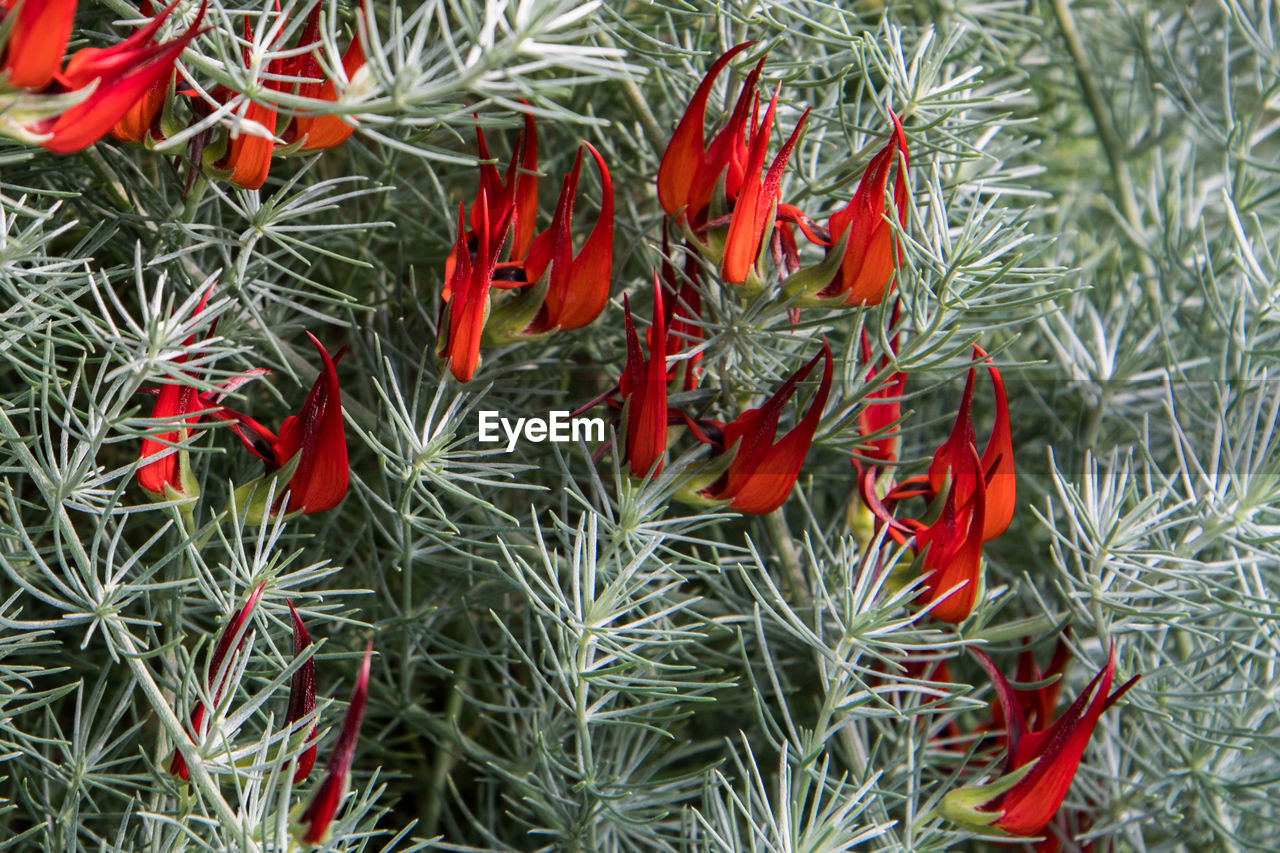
[440, 115, 613, 377]
[0, 0, 77, 90]
[690, 341, 833, 514]
[944, 646, 1140, 838]
[222, 333, 349, 515]
[656, 41, 760, 225]
[926, 345, 1015, 542]
[438, 195, 507, 382]
[617, 274, 670, 477]
[914, 442, 986, 623]
[212, 16, 287, 190]
[514, 141, 614, 334]
[286, 0, 368, 150]
[19, 0, 204, 154]
[814, 111, 909, 305]
[719, 87, 809, 285]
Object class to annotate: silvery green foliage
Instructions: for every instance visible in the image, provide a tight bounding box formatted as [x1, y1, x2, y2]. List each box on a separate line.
[0, 0, 1275, 851]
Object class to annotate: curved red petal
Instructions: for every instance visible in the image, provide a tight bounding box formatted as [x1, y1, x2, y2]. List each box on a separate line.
[656, 41, 755, 216]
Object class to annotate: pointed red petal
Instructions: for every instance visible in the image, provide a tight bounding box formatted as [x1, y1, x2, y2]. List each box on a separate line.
[656, 41, 755, 216]
[623, 274, 668, 477]
[512, 111, 540, 259]
[274, 333, 347, 514]
[298, 29, 366, 150]
[728, 342, 832, 514]
[974, 345, 1016, 540]
[537, 151, 581, 331]
[720, 88, 776, 284]
[556, 142, 613, 330]
[916, 444, 985, 623]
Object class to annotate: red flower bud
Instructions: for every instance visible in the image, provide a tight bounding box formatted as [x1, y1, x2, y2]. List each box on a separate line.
[170, 582, 266, 780]
[285, 601, 317, 784]
[298, 641, 373, 845]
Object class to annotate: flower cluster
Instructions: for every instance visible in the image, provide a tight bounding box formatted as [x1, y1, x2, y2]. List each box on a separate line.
[438, 113, 614, 381]
[0, 0, 370, 189]
[658, 41, 909, 304]
[183, 0, 370, 190]
[136, 289, 348, 519]
[0, 0, 203, 153]
[852, 332, 1014, 623]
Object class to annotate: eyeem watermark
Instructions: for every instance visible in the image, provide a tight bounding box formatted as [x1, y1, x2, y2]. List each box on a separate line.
[478, 410, 606, 452]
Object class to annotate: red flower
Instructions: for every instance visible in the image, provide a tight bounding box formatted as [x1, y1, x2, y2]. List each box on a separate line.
[286, 0, 368, 150]
[861, 343, 1014, 540]
[656, 41, 761, 225]
[224, 333, 349, 516]
[617, 274, 670, 477]
[691, 341, 833, 514]
[518, 142, 614, 334]
[32, 0, 204, 154]
[285, 601, 317, 784]
[438, 195, 507, 382]
[0, 0, 77, 90]
[927, 345, 1015, 542]
[943, 645, 1140, 837]
[914, 442, 986, 623]
[137, 286, 216, 499]
[814, 111, 909, 305]
[440, 115, 613, 375]
[298, 641, 373, 845]
[720, 88, 808, 285]
[212, 15, 286, 190]
[170, 582, 266, 781]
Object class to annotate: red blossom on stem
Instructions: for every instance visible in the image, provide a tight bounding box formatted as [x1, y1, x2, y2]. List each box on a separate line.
[217, 333, 349, 516]
[943, 646, 1140, 837]
[691, 340, 833, 515]
[656, 41, 760, 224]
[285, 0, 368, 150]
[720, 88, 809, 285]
[617, 274, 670, 477]
[816, 111, 909, 305]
